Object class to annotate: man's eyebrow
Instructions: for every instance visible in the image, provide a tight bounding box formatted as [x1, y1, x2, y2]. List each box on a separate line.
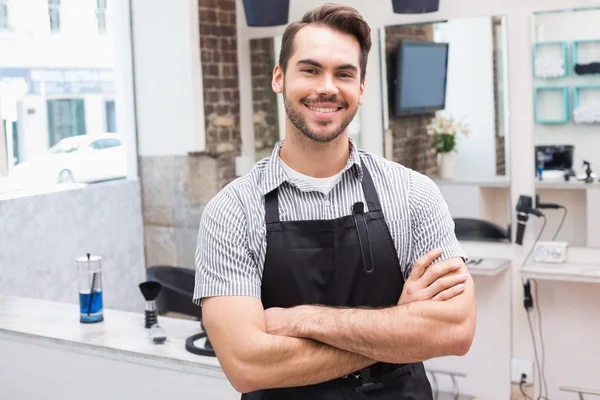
[297, 59, 323, 68]
[296, 59, 358, 72]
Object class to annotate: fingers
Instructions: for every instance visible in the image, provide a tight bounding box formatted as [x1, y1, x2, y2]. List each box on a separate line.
[420, 258, 464, 288]
[432, 283, 466, 301]
[426, 273, 468, 300]
[409, 248, 443, 281]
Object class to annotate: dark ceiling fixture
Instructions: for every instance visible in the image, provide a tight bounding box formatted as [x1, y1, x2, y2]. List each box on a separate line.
[242, 0, 290, 27]
[391, 0, 440, 14]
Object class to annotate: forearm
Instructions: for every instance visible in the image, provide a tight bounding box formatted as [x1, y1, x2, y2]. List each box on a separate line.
[294, 300, 474, 364]
[233, 333, 375, 392]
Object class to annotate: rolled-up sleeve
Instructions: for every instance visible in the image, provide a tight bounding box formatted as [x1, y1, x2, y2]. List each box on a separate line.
[193, 190, 262, 305]
[408, 171, 468, 276]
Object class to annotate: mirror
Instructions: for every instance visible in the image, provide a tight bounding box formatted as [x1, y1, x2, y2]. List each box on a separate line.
[531, 8, 600, 248]
[249, 35, 362, 162]
[380, 16, 511, 239]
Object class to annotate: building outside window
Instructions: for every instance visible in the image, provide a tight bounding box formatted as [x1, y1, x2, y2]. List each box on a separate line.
[0, 0, 10, 30]
[48, 0, 61, 33]
[96, 0, 107, 34]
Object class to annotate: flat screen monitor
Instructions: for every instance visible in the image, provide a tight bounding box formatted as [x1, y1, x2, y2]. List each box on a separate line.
[393, 40, 449, 116]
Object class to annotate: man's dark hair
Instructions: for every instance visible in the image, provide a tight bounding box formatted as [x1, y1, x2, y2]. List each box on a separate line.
[278, 4, 372, 82]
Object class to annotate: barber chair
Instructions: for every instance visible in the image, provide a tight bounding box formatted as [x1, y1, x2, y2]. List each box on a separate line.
[453, 218, 510, 243]
[146, 266, 216, 357]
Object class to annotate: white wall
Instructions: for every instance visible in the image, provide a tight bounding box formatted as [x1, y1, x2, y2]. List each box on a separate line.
[235, 0, 600, 391]
[533, 9, 600, 173]
[438, 17, 498, 180]
[131, 0, 205, 156]
[0, 179, 146, 312]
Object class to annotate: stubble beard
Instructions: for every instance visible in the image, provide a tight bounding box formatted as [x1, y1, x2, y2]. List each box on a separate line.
[283, 87, 358, 144]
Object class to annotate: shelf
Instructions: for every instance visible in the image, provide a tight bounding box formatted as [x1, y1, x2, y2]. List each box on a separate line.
[533, 42, 568, 79]
[534, 86, 570, 124]
[573, 40, 600, 76]
[536, 180, 600, 190]
[573, 85, 600, 124]
[521, 263, 600, 284]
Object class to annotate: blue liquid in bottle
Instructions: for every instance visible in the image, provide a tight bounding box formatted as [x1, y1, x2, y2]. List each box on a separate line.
[79, 290, 104, 323]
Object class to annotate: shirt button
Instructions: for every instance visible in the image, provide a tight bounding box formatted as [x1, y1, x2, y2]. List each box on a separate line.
[324, 200, 331, 207]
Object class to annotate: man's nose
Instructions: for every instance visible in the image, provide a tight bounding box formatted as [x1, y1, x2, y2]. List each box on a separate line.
[316, 75, 339, 96]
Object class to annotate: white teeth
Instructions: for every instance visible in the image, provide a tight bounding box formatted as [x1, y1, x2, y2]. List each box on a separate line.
[306, 105, 339, 113]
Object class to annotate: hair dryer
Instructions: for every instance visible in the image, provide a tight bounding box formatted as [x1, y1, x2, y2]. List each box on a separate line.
[515, 195, 543, 245]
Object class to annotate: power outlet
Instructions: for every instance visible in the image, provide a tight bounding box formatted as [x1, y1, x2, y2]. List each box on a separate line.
[532, 241, 568, 263]
[512, 358, 533, 384]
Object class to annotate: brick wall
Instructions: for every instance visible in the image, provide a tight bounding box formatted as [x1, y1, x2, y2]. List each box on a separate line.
[384, 24, 438, 176]
[492, 17, 506, 176]
[197, 0, 240, 189]
[250, 37, 280, 161]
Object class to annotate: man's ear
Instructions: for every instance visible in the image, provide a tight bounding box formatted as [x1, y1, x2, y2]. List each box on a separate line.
[358, 79, 366, 105]
[272, 64, 284, 94]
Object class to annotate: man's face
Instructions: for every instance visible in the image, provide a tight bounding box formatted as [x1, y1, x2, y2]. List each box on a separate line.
[272, 25, 365, 143]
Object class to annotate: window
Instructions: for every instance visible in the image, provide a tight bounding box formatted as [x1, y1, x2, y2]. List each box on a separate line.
[47, 99, 86, 146]
[48, 0, 61, 33]
[105, 100, 116, 132]
[96, 0, 107, 34]
[0, 0, 9, 30]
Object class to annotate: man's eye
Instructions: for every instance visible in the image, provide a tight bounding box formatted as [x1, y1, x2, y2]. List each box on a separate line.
[302, 69, 317, 74]
[338, 73, 353, 78]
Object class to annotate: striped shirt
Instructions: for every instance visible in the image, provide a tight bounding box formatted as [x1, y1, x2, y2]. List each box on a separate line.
[193, 140, 466, 304]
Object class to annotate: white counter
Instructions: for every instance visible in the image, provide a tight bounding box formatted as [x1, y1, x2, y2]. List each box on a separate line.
[520, 262, 600, 284]
[0, 294, 239, 399]
[466, 257, 511, 276]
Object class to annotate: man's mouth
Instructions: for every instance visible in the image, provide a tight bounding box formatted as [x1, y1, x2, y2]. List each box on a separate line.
[304, 104, 343, 113]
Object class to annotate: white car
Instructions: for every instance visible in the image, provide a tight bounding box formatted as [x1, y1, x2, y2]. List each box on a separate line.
[9, 134, 128, 187]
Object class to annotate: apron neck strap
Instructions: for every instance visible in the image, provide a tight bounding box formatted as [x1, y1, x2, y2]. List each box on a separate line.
[360, 161, 383, 212]
[263, 159, 384, 224]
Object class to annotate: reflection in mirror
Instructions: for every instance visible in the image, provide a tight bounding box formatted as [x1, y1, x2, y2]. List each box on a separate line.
[381, 16, 511, 240]
[249, 35, 361, 162]
[531, 8, 600, 248]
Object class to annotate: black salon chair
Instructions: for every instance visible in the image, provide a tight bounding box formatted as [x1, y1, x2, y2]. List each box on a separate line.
[453, 218, 510, 242]
[146, 266, 216, 357]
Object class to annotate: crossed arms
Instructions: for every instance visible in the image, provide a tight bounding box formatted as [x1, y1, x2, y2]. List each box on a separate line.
[201, 249, 476, 393]
[197, 177, 476, 393]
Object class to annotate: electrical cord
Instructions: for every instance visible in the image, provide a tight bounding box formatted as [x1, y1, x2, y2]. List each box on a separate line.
[533, 280, 549, 400]
[520, 377, 534, 400]
[551, 206, 567, 241]
[521, 214, 551, 400]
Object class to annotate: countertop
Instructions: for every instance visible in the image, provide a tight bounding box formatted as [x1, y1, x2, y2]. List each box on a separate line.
[520, 262, 600, 284]
[433, 176, 510, 188]
[466, 257, 511, 276]
[0, 294, 226, 378]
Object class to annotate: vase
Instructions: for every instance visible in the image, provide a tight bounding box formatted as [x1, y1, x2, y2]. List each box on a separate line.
[439, 152, 455, 179]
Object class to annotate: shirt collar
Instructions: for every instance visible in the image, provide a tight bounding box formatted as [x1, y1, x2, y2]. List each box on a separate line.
[261, 138, 364, 196]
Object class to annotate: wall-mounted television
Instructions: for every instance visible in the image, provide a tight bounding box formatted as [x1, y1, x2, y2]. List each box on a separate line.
[392, 40, 449, 116]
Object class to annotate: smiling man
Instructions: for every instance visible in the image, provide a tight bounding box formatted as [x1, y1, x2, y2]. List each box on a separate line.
[194, 4, 476, 399]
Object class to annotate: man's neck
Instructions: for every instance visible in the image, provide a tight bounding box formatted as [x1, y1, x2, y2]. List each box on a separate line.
[279, 128, 350, 179]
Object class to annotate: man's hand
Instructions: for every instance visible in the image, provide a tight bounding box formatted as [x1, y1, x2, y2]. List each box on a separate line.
[398, 248, 467, 305]
[264, 307, 293, 337]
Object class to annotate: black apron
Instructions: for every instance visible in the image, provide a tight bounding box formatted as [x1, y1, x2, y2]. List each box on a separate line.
[242, 162, 433, 399]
